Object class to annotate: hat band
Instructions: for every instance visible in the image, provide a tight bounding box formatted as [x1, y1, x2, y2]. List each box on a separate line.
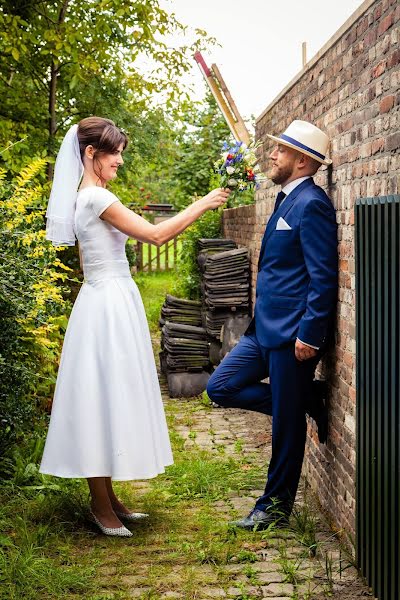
[280, 134, 325, 161]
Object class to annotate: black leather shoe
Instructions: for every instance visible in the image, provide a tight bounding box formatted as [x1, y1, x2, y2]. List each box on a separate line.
[309, 380, 329, 444]
[229, 508, 289, 531]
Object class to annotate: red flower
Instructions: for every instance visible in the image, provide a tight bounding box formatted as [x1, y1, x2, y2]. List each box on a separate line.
[227, 154, 234, 160]
[140, 187, 145, 192]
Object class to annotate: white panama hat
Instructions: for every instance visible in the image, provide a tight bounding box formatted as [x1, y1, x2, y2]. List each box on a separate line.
[267, 120, 332, 166]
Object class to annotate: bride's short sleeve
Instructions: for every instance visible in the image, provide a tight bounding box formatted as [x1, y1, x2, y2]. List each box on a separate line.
[90, 188, 120, 217]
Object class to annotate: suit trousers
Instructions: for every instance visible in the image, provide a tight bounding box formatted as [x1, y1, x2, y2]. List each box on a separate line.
[206, 332, 319, 514]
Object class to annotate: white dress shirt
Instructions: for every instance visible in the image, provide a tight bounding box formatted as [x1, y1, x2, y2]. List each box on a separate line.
[280, 176, 311, 204]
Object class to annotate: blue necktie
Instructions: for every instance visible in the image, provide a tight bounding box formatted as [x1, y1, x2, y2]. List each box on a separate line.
[273, 191, 286, 213]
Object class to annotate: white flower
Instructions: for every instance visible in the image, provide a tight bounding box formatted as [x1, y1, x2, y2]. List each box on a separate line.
[228, 178, 238, 187]
[222, 152, 229, 161]
[226, 166, 235, 175]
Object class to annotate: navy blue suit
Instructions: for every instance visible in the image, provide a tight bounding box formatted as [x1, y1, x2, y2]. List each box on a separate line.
[207, 177, 338, 514]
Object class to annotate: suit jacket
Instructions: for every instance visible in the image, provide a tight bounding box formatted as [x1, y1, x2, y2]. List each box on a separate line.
[252, 177, 338, 349]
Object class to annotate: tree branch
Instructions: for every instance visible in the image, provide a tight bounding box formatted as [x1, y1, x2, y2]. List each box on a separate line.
[47, 0, 71, 178]
[58, 0, 70, 25]
[32, 6, 57, 25]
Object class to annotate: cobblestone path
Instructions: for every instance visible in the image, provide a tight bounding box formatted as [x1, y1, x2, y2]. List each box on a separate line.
[91, 363, 373, 600]
[165, 384, 372, 600]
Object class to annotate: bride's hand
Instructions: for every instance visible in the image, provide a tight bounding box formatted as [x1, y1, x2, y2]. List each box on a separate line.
[200, 188, 231, 210]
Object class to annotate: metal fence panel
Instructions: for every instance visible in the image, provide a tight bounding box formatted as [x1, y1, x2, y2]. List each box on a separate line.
[355, 195, 400, 600]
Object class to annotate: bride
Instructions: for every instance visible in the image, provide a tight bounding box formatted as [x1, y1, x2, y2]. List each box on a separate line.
[40, 116, 229, 537]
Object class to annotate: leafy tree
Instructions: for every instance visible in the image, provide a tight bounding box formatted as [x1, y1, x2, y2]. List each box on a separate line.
[0, 0, 212, 174]
[112, 94, 232, 210]
[173, 93, 231, 208]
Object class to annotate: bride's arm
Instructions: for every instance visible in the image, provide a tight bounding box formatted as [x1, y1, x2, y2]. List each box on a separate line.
[100, 189, 229, 246]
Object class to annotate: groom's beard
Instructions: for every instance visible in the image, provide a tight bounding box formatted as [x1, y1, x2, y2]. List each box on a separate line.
[270, 163, 294, 185]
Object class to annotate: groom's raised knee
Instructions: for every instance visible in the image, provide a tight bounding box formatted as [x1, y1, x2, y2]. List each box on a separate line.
[206, 372, 231, 406]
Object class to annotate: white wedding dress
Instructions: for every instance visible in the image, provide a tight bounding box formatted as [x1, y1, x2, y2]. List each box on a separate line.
[40, 186, 173, 480]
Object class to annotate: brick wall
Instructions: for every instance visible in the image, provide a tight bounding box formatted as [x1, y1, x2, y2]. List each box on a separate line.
[222, 0, 399, 538]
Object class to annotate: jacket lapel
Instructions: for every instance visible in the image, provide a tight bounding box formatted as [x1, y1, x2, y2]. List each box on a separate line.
[258, 178, 314, 266]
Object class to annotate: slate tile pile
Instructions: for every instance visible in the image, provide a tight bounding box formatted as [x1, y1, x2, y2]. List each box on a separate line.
[199, 246, 250, 339]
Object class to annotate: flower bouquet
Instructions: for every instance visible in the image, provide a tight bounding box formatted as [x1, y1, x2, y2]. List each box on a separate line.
[214, 140, 265, 208]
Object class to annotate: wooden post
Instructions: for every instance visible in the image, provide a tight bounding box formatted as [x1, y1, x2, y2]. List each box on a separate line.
[302, 42, 307, 68]
[157, 245, 160, 271]
[148, 243, 152, 273]
[137, 241, 143, 271]
[165, 240, 169, 271]
[173, 237, 178, 266]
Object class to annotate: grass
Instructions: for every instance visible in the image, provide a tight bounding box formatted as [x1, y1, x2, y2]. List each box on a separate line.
[291, 498, 319, 557]
[134, 270, 177, 333]
[155, 451, 262, 503]
[0, 390, 276, 599]
[276, 544, 303, 586]
[0, 389, 262, 598]
[0, 271, 353, 599]
[0, 486, 96, 600]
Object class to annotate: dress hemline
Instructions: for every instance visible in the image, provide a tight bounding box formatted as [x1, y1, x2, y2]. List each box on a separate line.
[39, 461, 174, 481]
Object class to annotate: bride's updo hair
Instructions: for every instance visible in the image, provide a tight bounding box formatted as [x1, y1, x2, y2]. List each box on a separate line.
[77, 116, 128, 162]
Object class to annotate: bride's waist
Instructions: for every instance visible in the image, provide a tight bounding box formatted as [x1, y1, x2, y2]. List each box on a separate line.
[83, 259, 130, 282]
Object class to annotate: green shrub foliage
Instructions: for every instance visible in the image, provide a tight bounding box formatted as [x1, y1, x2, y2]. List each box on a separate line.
[0, 162, 69, 456]
[175, 210, 222, 300]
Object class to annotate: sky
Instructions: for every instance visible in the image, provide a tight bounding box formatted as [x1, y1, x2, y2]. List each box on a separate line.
[160, 0, 365, 122]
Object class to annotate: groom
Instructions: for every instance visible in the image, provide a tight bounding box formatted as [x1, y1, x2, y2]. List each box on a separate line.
[207, 120, 338, 528]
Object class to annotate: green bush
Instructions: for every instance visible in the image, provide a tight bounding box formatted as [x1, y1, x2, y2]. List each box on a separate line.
[174, 209, 221, 299]
[0, 161, 69, 457]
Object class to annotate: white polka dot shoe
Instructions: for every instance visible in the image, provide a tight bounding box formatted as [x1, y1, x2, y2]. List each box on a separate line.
[115, 510, 149, 522]
[88, 511, 133, 537]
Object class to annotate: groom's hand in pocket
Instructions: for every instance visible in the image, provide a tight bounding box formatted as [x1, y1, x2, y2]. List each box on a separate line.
[295, 339, 318, 361]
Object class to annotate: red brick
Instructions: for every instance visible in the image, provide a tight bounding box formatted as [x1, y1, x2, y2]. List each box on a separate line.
[372, 61, 386, 78]
[378, 14, 393, 35]
[385, 132, 400, 152]
[374, 3, 382, 21]
[344, 352, 354, 368]
[387, 49, 400, 70]
[357, 17, 368, 37]
[372, 137, 385, 154]
[360, 142, 372, 158]
[364, 27, 377, 48]
[346, 28, 357, 46]
[380, 94, 395, 113]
